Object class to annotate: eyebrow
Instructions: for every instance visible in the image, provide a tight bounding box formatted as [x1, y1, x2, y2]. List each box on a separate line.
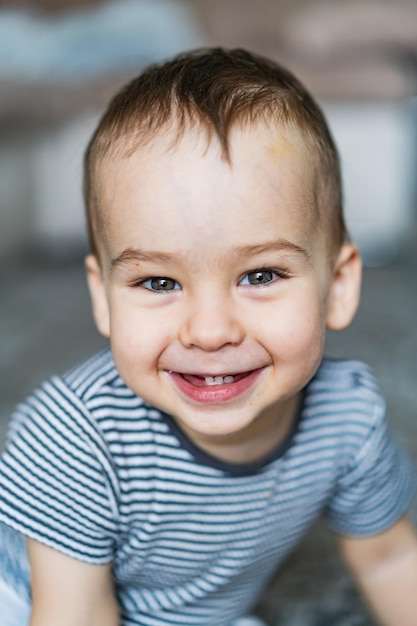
[111, 248, 178, 270]
[110, 239, 311, 271]
[233, 241, 311, 260]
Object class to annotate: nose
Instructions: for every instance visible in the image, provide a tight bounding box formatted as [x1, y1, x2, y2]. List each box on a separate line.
[178, 293, 244, 352]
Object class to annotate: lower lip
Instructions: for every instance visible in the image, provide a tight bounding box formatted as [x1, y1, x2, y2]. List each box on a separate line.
[168, 368, 264, 404]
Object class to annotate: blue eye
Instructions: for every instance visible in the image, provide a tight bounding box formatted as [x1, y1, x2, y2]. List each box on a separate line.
[142, 277, 181, 291]
[240, 270, 276, 286]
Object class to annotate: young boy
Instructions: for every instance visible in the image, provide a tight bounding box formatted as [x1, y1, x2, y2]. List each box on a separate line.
[0, 47, 416, 626]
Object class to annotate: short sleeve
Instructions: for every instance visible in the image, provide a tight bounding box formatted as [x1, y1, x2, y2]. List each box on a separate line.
[0, 378, 120, 564]
[325, 388, 416, 536]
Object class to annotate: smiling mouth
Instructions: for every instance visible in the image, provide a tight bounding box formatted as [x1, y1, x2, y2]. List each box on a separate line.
[168, 368, 265, 404]
[180, 372, 250, 387]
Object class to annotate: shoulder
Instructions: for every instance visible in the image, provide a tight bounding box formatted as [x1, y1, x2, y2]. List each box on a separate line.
[299, 359, 387, 468]
[310, 358, 381, 397]
[62, 349, 125, 401]
[7, 350, 151, 447]
[0, 352, 128, 562]
[312, 362, 417, 535]
[306, 358, 384, 422]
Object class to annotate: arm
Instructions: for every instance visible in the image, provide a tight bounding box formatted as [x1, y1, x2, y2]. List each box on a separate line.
[338, 516, 417, 626]
[27, 538, 119, 626]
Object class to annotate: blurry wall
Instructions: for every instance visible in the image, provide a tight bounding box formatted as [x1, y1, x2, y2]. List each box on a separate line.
[0, 0, 416, 264]
[0, 0, 206, 259]
[193, 0, 417, 264]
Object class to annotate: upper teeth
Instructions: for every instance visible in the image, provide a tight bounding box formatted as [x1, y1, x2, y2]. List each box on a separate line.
[205, 375, 235, 385]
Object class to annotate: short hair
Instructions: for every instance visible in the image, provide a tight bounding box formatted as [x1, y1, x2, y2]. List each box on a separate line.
[84, 47, 346, 259]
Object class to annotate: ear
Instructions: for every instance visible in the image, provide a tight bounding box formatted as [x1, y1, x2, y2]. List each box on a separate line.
[326, 243, 362, 331]
[85, 254, 110, 338]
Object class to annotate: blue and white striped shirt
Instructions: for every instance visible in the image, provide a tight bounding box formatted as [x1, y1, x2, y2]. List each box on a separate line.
[0, 351, 415, 625]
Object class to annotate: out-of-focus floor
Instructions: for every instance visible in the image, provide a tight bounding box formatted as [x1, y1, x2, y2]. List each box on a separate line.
[1, 246, 416, 625]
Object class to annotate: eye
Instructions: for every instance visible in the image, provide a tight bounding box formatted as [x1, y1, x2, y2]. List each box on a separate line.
[240, 269, 278, 286]
[141, 277, 181, 291]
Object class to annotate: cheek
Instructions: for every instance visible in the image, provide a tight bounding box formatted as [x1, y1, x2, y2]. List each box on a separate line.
[108, 303, 171, 371]
[254, 290, 327, 361]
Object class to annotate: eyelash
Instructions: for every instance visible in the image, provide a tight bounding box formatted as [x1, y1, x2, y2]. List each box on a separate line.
[132, 268, 290, 292]
[239, 268, 290, 287]
[135, 277, 181, 292]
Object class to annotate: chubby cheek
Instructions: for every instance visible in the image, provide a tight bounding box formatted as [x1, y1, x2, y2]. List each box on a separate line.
[107, 304, 171, 390]
[257, 291, 326, 374]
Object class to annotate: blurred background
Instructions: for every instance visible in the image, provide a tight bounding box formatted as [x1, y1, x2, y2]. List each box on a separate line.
[1, 1, 416, 624]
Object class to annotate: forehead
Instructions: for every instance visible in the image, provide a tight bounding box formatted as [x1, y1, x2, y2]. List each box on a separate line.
[95, 122, 319, 260]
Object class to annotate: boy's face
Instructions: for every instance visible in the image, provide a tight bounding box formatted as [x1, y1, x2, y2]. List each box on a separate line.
[87, 123, 360, 461]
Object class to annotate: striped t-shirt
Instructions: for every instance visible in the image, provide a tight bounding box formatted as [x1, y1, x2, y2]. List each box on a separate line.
[0, 351, 415, 626]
